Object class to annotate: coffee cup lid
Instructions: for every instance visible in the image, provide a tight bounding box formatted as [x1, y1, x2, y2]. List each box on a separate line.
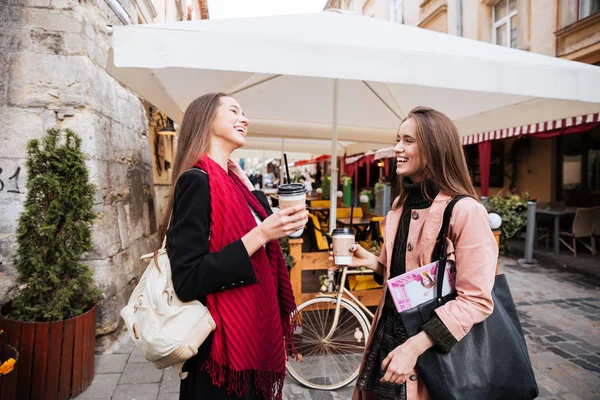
[278, 183, 306, 196]
[332, 227, 355, 235]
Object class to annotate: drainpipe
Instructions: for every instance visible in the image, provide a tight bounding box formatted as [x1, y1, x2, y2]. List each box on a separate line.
[456, 0, 462, 37]
[106, 0, 132, 25]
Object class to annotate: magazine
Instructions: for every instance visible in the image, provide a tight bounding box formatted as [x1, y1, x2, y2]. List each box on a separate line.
[387, 260, 457, 313]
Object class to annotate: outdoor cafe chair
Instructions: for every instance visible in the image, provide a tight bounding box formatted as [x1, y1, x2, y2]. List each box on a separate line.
[559, 207, 597, 257]
[307, 213, 331, 252]
[592, 206, 600, 251]
[309, 199, 330, 208]
[335, 208, 363, 219]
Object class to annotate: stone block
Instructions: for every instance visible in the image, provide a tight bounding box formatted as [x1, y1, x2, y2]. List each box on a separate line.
[90, 204, 121, 259]
[107, 162, 130, 200]
[28, 29, 66, 55]
[118, 362, 163, 384]
[89, 66, 118, 118]
[62, 32, 88, 55]
[127, 233, 160, 276]
[127, 168, 148, 242]
[160, 367, 180, 393]
[86, 160, 109, 193]
[108, 332, 136, 354]
[128, 347, 149, 363]
[143, 201, 152, 237]
[158, 394, 179, 400]
[41, 109, 58, 130]
[50, 0, 79, 9]
[0, 158, 27, 204]
[116, 201, 129, 249]
[22, 0, 51, 6]
[92, 247, 140, 336]
[8, 53, 89, 108]
[94, 354, 129, 374]
[87, 39, 108, 69]
[0, 6, 22, 29]
[556, 342, 588, 355]
[108, 122, 140, 163]
[84, 22, 95, 41]
[112, 383, 159, 400]
[73, 373, 119, 399]
[22, 8, 83, 33]
[0, 107, 44, 159]
[0, 28, 24, 54]
[0, 53, 9, 106]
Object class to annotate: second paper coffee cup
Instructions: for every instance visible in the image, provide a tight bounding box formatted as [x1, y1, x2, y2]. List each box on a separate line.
[277, 183, 307, 237]
[332, 227, 355, 265]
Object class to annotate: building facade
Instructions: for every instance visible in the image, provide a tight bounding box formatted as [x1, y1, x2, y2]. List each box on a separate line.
[0, 0, 207, 345]
[334, 0, 600, 205]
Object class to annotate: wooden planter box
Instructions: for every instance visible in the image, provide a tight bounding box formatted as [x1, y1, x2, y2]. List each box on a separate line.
[0, 304, 97, 400]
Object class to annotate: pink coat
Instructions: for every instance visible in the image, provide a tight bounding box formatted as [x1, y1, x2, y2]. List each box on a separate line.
[353, 193, 498, 400]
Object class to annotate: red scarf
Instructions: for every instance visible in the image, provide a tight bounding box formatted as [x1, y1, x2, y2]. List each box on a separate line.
[195, 156, 297, 400]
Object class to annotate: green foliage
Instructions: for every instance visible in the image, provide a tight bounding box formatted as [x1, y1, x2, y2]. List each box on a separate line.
[374, 182, 386, 194]
[488, 190, 530, 255]
[321, 175, 331, 200]
[8, 128, 101, 322]
[279, 237, 295, 271]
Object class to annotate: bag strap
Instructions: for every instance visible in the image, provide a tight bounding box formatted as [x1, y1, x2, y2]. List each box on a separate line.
[434, 195, 467, 301]
[159, 167, 208, 252]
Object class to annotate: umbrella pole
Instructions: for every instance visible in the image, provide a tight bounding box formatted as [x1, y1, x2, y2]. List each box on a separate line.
[329, 79, 339, 234]
[327, 79, 339, 293]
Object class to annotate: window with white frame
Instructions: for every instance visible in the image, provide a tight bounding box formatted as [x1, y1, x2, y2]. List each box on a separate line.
[389, 0, 402, 23]
[492, 0, 517, 48]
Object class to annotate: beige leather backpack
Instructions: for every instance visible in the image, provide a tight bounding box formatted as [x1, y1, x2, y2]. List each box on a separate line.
[120, 236, 216, 379]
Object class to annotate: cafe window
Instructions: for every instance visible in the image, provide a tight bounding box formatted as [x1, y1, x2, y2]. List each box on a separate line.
[464, 142, 505, 188]
[492, 0, 518, 48]
[560, 0, 600, 28]
[390, 0, 403, 23]
[557, 130, 600, 205]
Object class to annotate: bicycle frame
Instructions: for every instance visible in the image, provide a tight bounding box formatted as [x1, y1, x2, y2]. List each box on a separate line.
[317, 266, 376, 341]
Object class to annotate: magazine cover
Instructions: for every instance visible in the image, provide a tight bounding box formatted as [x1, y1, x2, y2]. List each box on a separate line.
[387, 260, 457, 313]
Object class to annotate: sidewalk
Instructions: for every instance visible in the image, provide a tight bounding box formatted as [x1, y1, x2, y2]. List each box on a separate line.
[76, 257, 600, 400]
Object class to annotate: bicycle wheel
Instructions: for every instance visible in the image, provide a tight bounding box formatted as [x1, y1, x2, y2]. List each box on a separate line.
[286, 297, 370, 390]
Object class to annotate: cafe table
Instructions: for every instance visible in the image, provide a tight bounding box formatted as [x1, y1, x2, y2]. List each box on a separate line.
[535, 207, 577, 254]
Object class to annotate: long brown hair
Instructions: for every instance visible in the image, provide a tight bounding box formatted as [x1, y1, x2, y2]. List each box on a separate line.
[159, 92, 229, 238]
[394, 106, 478, 209]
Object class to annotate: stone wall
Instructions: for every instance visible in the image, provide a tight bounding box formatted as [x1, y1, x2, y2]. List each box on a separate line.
[0, 0, 160, 344]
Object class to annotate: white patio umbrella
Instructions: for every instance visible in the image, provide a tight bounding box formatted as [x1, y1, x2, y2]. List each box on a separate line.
[107, 10, 600, 230]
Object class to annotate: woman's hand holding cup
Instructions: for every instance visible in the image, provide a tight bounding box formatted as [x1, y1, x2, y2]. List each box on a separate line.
[328, 243, 379, 272]
[258, 204, 308, 243]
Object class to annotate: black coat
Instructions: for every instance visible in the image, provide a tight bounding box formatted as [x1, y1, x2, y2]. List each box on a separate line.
[167, 168, 272, 400]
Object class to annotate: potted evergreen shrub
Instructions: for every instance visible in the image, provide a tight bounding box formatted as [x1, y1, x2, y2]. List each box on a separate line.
[0, 128, 100, 399]
[488, 190, 530, 255]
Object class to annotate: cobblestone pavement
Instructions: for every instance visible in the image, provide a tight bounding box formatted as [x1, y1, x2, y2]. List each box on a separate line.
[76, 257, 600, 400]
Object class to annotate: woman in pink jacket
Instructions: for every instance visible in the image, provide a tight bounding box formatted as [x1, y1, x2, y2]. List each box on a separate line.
[333, 106, 498, 400]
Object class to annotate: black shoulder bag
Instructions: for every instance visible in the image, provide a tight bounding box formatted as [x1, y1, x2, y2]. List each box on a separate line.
[400, 196, 539, 400]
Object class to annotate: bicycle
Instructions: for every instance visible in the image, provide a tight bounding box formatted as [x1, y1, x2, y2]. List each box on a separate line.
[285, 266, 376, 390]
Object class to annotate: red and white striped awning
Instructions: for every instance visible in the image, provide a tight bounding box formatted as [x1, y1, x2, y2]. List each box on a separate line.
[374, 147, 395, 160]
[461, 112, 600, 145]
[345, 112, 600, 165]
